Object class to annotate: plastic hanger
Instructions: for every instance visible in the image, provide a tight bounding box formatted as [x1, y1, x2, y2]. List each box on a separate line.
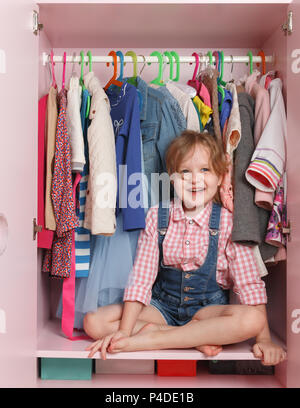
[256, 50, 266, 75]
[71, 51, 77, 77]
[218, 51, 226, 86]
[84, 51, 92, 118]
[104, 50, 123, 91]
[78, 50, 90, 118]
[170, 51, 180, 82]
[212, 51, 225, 111]
[207, 51, 213, 66]
[187, 52, 200, 91]
[50, 50, 57, 89]
[86, 50, 92, 73]
[148, 51, 165, 86]
[116, 51, 124, 81]
[124, 50, 138, 79]
[62, 52, 67, 90]
[163, 51, 174, 82]
[138, 54, 147, 76]
[246, 51, 253, 75]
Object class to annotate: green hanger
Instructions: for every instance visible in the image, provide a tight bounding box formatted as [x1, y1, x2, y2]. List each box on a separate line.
[206, 51, 225, 111]
[207, 51, 213, 66]
[170, 51, 180, 82]
[148, 51, 165, 86]
[246, 51, 253, 74]
[218, 51, 226, 87]
[125, 50, 138, 78]
[124, 50, 138, 87]
[85, 51, 91, 118]
[163, 51, 173, 81]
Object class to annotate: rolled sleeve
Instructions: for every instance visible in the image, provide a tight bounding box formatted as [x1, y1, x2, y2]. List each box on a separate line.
[123, 206, 159, 305]
[226, 240, 267, 305]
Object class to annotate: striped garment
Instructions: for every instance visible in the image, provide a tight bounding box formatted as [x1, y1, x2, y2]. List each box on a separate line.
[75, 172, 90, 277]
[74, 88, 91, 278]
[245, 78, 286, 192]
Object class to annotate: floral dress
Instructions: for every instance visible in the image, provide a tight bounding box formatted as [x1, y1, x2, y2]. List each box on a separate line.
[43, 88, 79, 278]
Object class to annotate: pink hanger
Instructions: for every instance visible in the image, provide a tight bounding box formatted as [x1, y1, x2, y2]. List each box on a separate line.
[213, 51, 219, 73]
[62, 52, 67, 90]
[50, 50, 57, 89]
[187, 52, 201, 93]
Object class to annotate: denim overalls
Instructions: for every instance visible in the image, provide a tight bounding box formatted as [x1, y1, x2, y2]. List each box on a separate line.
[150, 202, 229, 326]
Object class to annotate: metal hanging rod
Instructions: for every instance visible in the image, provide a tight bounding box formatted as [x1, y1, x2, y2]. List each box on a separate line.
[42, 52, 273, 66]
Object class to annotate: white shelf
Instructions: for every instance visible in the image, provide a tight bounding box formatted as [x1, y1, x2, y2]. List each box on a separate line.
[37, 319, 285, 361]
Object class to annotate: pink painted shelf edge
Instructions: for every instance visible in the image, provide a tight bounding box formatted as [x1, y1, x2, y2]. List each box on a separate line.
[37, 319, 286, 361]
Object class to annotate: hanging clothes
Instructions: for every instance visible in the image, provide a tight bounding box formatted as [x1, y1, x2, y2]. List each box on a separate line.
[201, 68, 222, 148]
[218, 88, 233, 136]
[43, 88, 79, 278]
[106, 82, 146, 231]
[232, 92, 277, 262]
[219, 82, 241, 213]
[74, 88, 91, 278]
[245, 78, 287, 198]
[165, 82, 200, 132]
[58, 212, 140, 330]
[44, 86, 58, 231]
[245, 70, 273, 211]
[37, 94, 54, 249]
[130, 77, 186, 207]
[66, 75, 86, 172]
[83, 72, 117, 236]
[156, 86, 187, 131]
[265, 175, 287, 248]
[192, 95, 212, 128]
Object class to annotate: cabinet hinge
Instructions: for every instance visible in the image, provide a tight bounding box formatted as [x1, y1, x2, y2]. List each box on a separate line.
[33, 10, 43, 36]
[33, 218, 42, 240]
[283, 220, 291, 242]
[282, 11, 293, 35]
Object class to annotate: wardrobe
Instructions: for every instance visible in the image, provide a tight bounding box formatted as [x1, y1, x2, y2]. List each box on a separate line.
[0, 0, 299, 388]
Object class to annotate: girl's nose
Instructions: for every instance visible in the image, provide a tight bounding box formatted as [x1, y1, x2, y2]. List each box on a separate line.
[192, 172, 205, 186]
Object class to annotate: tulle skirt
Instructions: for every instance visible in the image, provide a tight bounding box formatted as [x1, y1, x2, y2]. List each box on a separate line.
[56, 212, 141, 329]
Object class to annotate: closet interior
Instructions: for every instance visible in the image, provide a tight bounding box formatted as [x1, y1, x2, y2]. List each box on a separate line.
[36, 2, 291, 388]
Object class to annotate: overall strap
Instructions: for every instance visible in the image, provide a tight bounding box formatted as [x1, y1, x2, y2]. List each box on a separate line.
[157, 201, 170, 261]
[208, 202, 222, 235]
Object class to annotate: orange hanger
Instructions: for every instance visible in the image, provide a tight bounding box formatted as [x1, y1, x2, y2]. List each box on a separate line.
[50, 50, 57, 89]
[256, 50, 266, 75]
[104, 51, 123, 90]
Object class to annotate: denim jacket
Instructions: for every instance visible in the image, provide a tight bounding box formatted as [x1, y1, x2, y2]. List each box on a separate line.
[131, 77, 187, 206]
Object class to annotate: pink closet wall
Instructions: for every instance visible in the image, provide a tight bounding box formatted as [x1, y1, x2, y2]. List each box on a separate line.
[0, 0, 38, 387]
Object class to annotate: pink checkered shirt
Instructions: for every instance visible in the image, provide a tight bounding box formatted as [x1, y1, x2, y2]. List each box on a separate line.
[123, 200, 267, 306]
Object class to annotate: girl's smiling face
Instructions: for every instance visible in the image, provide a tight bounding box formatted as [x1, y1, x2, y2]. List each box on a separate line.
[172, 144, 222, 217]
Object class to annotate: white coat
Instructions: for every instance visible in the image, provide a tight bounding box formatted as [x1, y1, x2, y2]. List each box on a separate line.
[83, 72, 117, 235]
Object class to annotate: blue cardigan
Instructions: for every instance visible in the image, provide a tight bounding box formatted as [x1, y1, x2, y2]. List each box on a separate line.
[106, 82, 146, 231]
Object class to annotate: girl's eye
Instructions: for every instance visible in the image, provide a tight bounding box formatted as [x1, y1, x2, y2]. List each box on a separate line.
[201, 168, 210, 172]
[180, 169, 190, 174]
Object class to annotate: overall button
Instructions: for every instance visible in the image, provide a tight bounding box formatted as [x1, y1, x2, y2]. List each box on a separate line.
[184, 286, 194, 292]
[185, 240, 190, 246]
[184, 296, 193, 302]
[185, 273, 191, 279]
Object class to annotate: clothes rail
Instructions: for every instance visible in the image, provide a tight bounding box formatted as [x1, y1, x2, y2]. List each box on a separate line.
[42, 52, 273, 66]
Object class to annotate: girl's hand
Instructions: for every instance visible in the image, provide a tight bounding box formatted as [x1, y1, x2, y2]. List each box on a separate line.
[85, 330, 129, 359]
[252, 340, 287, 366]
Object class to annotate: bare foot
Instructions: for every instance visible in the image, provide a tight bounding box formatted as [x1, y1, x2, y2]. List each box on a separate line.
[196, 345, 223, 357]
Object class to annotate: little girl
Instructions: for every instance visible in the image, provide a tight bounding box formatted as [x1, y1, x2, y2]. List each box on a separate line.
[84, 130, 286, 366]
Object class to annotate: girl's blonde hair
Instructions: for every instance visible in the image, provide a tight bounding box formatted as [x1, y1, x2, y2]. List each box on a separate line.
[165, 130, 228, 204]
